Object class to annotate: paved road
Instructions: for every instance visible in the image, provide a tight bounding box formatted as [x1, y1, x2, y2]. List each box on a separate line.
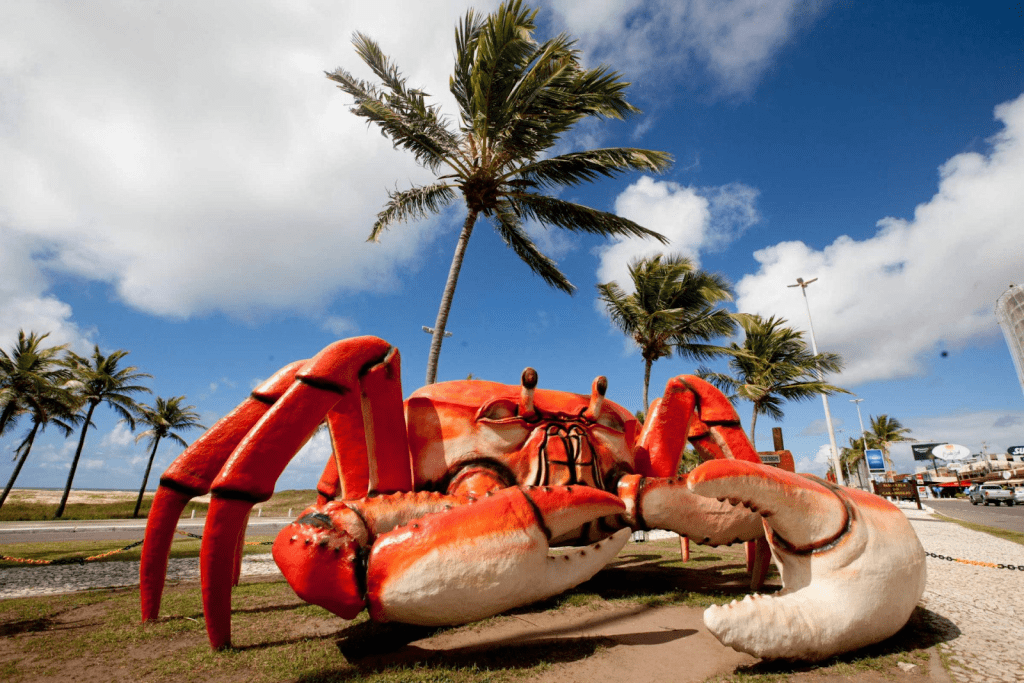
[0, 517, 292, 544]
[925, 498, 1024, 533]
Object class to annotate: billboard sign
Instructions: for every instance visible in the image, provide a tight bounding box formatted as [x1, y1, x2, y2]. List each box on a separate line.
[932, 443, 971, 461]
[866, 449, 885, 472]
[912, 443, 944, 461]
[1008, 445, 1024, 457]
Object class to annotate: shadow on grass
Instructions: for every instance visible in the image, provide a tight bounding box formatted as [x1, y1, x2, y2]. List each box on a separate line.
[729, 606, 960, 678]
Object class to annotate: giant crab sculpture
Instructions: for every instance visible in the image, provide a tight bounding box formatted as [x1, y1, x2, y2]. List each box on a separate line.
[140, 336, 926, 661]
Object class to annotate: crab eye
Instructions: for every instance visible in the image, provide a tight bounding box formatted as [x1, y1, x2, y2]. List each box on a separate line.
[477, 398, 519, 422]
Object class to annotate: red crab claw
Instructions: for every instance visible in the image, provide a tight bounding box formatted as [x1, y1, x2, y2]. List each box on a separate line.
[688, 459, 927, 661]
[365, 486, 630, 626]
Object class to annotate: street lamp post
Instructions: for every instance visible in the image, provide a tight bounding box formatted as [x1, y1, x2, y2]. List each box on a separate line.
[850, 398, 869, 489]
[788, 277, 845, 486]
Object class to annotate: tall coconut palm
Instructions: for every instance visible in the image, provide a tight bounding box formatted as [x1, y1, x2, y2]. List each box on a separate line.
[328, 0, 672, 384]
[54, 347, 151, 518]
[132, 396, 204, 518]
[841, 436, 867, 488]
[0, 330, 72, 437]
[598, 254, 738, 412]
[866, 414, 912, 473]
[0, 385, 82, 509]
[697, 314, 849, 449]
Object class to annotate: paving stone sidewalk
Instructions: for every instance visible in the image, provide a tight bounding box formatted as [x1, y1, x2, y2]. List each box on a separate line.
[897, 504, 1024, 683]
[1, 506, 1021, 682]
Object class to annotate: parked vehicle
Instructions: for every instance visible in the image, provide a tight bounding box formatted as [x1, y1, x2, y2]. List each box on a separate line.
[1014, 487, 1024, 506]
[967, 483, 1014, 506]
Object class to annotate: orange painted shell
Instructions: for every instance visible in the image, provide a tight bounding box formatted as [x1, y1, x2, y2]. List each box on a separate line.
[405, 380, 640, 492]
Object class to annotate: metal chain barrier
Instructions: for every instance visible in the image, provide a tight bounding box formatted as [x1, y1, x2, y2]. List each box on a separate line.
[925, 551, 1024, 571]
[1, 540, 144, 566]
[0, 527, 273, 566]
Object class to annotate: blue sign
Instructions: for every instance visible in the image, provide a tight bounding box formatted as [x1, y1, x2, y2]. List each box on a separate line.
[865, 449, 885, 472]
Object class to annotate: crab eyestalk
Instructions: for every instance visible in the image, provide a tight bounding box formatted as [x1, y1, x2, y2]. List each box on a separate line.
[583, 376, 607, 421]
[519, 367, 538, 421]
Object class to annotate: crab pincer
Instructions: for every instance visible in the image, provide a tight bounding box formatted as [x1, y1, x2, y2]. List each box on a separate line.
[366, 485, 629, 625]
[687, 459, 926, 661]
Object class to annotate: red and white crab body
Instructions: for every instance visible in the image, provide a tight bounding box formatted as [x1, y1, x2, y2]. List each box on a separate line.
[139, 336, 925, 662]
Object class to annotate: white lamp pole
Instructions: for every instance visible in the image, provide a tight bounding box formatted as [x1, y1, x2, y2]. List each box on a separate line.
[788, 277, 845, 486]
[850, 398, 868, 489]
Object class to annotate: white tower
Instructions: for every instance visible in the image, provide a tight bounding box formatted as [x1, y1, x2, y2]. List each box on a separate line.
[995, 283, 1024, 398]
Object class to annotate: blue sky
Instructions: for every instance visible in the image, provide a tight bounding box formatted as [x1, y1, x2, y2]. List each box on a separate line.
[2, 0, 1022, 494]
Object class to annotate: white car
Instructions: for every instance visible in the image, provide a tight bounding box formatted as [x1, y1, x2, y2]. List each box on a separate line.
[1014, 487, 1024, 505]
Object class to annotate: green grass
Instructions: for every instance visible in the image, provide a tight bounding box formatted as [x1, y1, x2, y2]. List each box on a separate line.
[0, 488, 320, 522]
[0, 538, 955, 682]
[0, 498, 210, 522]
[0, 535, 276, 568]
[930, 511, 1024, 546]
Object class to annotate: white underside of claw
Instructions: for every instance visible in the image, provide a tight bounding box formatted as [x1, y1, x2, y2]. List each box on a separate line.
[373, 527, 630, 626]
[704, 499, 926, 660]
[689, 462, 927, 661]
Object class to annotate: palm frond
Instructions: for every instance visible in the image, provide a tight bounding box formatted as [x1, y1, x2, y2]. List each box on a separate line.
[511, 193, 667, 243]
[369, 183, 458, 241]
[515, 148, 672, 189]
[491, 204, 574, 293]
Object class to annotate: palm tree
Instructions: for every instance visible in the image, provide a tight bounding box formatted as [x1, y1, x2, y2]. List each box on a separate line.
[0, 330, 72, 437]
[132, 396, 204, 518]
[0, 384, 82, 509]
[597, 254, 738, 411]
[698, 314, 849, 449]
[866, 414, 912, 474]
[841, 436, 867, 488]
[54, 347, 151, 518]
[328, 0, 672, 384]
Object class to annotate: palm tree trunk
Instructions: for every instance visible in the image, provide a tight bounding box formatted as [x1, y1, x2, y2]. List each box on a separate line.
[0, 422, 40, 509]
[749, 406, 758, 450]
[134, 436, 162, 518]
[55, 401, 97, 518]
[426, 209, 479, 385]
[642, 358, 652, 412]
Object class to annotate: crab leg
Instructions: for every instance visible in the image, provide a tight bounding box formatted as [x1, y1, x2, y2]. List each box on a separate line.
[626, 375, 767, 566]
[139, 360, 304, 622]
[199, 336, 404, 648]
[688, 459, 926, 660]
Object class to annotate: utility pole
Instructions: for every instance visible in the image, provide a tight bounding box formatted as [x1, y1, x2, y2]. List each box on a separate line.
[789, 277, 845, 486]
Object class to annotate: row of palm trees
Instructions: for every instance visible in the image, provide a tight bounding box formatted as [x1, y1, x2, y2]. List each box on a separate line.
[597, 252, 914, 484]
[0, 331, 204, 517]
[598, 253, 848, 450]
[837, 415, 913, 486]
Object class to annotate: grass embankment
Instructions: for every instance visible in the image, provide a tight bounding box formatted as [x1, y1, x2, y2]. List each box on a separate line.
[0, 539, 953, 682]
[0, 489, 320, 522]
[930, 511, 1024, 546]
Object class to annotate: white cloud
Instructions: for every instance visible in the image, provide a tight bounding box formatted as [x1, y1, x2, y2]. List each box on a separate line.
[0, 228, 93, 351]
[596, 177, 760, 290]
[0, 0, 809, 339]
[548, 0, 826, 96]
[322, 316, 359, 337]
[735, 92, 1024, 385]
[0, 1, 486, 324]
[291, 428, 333, 470]
[101, 422, 135, 449]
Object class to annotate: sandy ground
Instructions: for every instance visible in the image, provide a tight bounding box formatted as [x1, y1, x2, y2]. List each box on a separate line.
[4, 489, 211, 505]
